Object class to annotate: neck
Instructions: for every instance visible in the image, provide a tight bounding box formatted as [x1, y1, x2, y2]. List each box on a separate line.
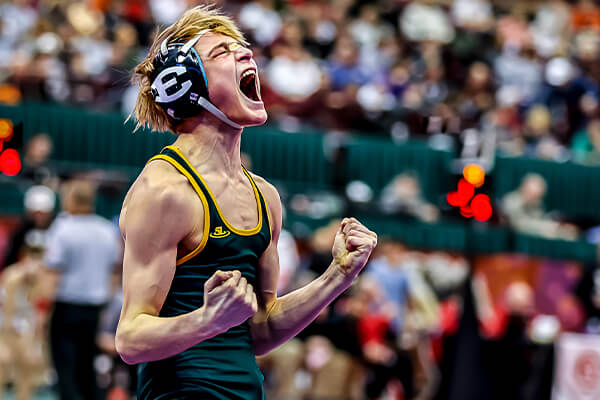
[68, 207, 92, 215]
[174, 118, 243, 176]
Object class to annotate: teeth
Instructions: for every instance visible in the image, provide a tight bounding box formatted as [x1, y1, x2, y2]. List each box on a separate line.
[241, 70, 255, 79]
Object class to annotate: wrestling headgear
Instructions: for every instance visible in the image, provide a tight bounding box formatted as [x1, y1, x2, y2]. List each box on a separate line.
[150, 30, 243, 129]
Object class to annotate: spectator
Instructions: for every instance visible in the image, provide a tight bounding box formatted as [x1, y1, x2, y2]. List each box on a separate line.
[0, 240, 52, 400]
[536, 57, 598, 142]
[352, 277, 415, 400]
[265, 41, 323, 102]
[571, 0, 600, 32]
[494, 44, 543, 107]
[364, 241, 411, 333]
[326, 34, 370, 92]
[20, 133, 58, 189]
[530, 0, 570, 58]
[379, 172, 439, 223]
[571, 118, 600, 165]
[400, 1, 455, 44]
[501, 173, 578, 240]
[349, 4, 394, 75]
[44, 179, 122, 400]
[238, 0, 282, 47]
[4, 185, 56, 269]
[451, 0, 494, 32]
[522, 105, 569, 161]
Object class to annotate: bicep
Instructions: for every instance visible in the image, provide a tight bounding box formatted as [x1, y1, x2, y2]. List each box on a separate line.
[119, 185, 196, 322]
[255, 240, 280, 309]
[120, 237, 177, 319]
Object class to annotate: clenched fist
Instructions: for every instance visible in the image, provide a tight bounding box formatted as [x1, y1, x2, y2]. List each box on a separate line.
[201, 270, 258, 336]
[332, 218, 377, 280]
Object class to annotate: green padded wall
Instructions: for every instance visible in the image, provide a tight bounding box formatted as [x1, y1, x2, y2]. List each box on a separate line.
[345, 136, 454, 203]
[0, 102, 598, 262]
[494, 156, 600, 219]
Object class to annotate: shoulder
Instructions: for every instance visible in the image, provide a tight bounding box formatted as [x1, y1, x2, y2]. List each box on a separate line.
[47, 213, 70, 237]
[120, 159, 198, 239]
[128, 160, 194, 210]
[1, 264, 25, 287]
[249, 173, 280, 210]
[91, 216, 121, 241]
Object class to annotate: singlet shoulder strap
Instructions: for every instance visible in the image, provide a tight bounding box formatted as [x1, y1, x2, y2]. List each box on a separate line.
[146, 151, 210, 266]
[242, 167, 272, 242]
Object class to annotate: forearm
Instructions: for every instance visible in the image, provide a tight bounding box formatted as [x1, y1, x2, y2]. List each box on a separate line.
[116, 308, 217, 364]
[252, 261, 352, 355]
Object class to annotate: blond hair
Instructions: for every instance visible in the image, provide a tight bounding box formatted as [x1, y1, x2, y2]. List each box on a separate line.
[62, 179, 96, 212]
[130, 5, 247, 133]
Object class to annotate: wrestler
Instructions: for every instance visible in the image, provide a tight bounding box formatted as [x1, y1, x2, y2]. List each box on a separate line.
[115, 6, 377, 399]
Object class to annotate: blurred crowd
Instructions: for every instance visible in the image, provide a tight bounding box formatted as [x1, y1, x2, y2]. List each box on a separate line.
[0, 137, 596, 400]
[4, 0, 600, 399]
[5, 0, 600, 164]
[2, 178, 600, 400]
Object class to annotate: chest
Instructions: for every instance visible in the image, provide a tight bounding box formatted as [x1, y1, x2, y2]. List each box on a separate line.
[207, 177, 260, 231]
[177, 173, 269, 262]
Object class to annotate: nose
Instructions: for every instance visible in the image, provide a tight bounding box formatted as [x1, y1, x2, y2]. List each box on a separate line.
[236, 46, 253, 63]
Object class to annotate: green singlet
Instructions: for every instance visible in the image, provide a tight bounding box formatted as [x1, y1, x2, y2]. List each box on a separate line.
[137, 145, 271, 400]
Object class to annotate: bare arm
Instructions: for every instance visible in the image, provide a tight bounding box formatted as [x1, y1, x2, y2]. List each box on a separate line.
[115, 166, 256, 365]
[249, 180, 377, 356]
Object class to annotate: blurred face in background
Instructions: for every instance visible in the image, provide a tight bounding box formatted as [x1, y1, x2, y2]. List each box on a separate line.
[29, 209, 53, 228]
[61, 179, 95, 215]
[504, 281, 535, 317]
[467, 62, 491, 91]
[332, 35, 358, 66]
[25, 133, 52, 166]
[521, 175, 547, 206]
[393, 175, 420, 201]
[280, 17, 304, 48]
[525, 106, 552, 138]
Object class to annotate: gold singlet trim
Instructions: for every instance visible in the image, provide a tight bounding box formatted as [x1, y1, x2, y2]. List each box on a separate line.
[147, 154, 211, 266]
[164, 145, 263, 236]
[244, 169, 273, 241]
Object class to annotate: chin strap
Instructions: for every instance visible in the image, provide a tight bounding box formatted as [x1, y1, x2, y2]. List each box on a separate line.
[197, 97, 243, 129]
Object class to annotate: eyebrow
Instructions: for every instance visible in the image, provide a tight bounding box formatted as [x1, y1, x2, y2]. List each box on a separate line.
[207, 41, 235, 58]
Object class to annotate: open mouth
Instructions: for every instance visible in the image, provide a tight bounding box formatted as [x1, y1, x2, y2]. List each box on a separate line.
[239, 69, 261, 102]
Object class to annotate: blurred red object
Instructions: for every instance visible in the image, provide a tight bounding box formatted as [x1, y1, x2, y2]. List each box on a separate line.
[457, 179, 475, 206]
[460, 205, 473, 218]
[447, 178, 475, 207]
[471, 194, 493, 221]
[0, 149, 21, 176]
[446, 191, 460, 206]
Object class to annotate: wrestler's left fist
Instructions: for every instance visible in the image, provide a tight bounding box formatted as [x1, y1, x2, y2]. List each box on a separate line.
[332, 217, 377, 280]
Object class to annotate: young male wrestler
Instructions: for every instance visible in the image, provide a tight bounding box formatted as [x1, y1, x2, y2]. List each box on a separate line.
[116, 6, 377, 399]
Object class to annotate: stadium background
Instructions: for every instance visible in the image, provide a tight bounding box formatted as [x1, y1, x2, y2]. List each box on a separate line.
[2, 0, 600, 399]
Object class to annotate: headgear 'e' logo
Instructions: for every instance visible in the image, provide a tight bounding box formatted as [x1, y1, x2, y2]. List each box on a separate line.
[151, 66, 191, 103]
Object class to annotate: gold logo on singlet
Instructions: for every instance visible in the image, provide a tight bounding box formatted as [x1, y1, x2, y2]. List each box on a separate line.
[209, 226, 231, 239]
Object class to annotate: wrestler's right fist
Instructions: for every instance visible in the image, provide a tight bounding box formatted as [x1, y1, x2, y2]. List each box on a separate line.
[201, 270, 258, 335]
